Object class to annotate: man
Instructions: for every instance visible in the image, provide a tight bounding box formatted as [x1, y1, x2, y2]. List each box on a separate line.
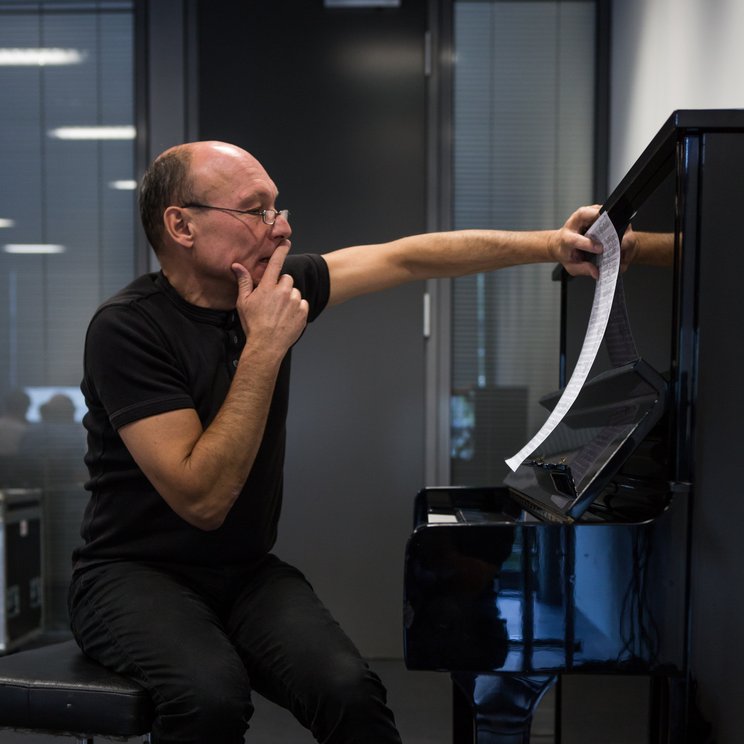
[69, 140, 602, 744]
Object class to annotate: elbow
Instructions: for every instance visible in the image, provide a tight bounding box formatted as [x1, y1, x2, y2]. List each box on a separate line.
[165, 486, 235, 532]
[186, 497, 232, 531]
[189, 511, 226, 532]
[156, 457, 245, 531]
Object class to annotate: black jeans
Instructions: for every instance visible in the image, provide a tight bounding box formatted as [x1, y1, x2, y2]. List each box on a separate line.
[68, 555, 402, 744]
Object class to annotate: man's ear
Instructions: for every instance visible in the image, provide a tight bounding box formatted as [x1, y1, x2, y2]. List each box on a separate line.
[163, 206, 194, 248]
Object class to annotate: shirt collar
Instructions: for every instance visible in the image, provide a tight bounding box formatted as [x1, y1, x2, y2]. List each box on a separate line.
[154, 271, 239, 329]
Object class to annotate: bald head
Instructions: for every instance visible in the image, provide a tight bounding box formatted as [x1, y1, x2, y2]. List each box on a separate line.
[186, 142, 272, 205]
[138, 141, 271, 255]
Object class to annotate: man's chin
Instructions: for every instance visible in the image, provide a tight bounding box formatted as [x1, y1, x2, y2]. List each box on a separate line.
[251, 261, 268, 283]
[229, 256, 270, 285]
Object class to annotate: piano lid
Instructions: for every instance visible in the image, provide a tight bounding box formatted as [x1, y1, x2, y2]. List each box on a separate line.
[503, 358, 668, 522]
[603, 109, 744, 234]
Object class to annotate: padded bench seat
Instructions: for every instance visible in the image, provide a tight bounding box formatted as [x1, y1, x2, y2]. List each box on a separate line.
[0, 639, 153, 742]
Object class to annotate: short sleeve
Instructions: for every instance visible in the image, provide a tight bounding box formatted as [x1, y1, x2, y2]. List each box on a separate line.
[83, 303, 193, 430]
[283, 253, 330, 322]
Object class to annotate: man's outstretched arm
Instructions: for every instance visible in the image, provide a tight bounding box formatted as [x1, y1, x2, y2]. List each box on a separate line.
[324, 205, 602, 307]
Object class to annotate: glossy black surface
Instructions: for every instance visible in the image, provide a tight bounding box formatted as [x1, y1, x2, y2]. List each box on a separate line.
[504, 359, 668, 522]
[404, 486, 687, 675]
[403, 110, 744, 744]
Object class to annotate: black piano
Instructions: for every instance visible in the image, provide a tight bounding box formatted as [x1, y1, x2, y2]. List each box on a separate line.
[403, 110, 744, 743]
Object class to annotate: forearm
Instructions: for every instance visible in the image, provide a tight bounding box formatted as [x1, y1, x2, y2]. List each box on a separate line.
[326, 228, 560, 306]
[179, 345, 283, 528]
[120, 343, 285, 531]
[173, 250, 307, 528]
[393, 229, 557, 279]
[633, 231, 675, 266]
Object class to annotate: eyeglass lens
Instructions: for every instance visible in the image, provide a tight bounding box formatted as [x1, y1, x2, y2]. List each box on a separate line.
[264, 209, 290, 225]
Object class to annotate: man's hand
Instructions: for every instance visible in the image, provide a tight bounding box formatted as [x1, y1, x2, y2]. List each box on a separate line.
[620, 223, 639, 272]
[550, 204, 603, 279]
[231, 242, 309, 360]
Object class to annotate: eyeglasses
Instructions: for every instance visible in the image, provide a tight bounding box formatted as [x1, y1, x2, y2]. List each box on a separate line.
[181, 203, 290, 226]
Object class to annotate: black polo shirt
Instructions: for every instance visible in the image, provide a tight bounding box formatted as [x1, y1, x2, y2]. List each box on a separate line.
[73, 254, 330, 571]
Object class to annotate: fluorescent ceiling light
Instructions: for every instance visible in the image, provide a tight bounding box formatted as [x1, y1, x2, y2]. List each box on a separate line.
[48, 125, 136, 140]
[0, 48, 86, 66]
[3, 244, 66, 254]
[109, 179, 137, 190]
[0, 218, 15, 228]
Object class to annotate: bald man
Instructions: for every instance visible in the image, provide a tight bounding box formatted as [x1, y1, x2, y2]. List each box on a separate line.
[69, 141, 602, 744]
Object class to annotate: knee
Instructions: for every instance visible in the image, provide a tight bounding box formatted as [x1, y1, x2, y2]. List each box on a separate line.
[326, 660, 387, 710]
[310, 659, 400, 743]
[154, 668, 253, 744]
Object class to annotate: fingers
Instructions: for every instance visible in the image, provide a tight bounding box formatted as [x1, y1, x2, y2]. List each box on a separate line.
[619, 223, 637, 273]
[281, 282, 307, 320]
[562, 256, 599, 280]
[566, 205, 603, 253]
[565, 204, 599, 229]
[570, 204, 602, 228]
[561, 228, 602, 258]
[577, 261, 599, 280]
[262, 241, 292, 285]
[554, 205, 605, 280]
[577, 234, 603, 255]
[231, 262, 254, 297]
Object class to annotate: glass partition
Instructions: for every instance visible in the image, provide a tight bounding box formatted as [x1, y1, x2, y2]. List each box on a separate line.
[0, 0, 135, 630]
[450, 0, 596, 487]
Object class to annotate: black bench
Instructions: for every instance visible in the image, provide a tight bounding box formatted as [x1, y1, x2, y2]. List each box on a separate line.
[0, 640, 153, 743]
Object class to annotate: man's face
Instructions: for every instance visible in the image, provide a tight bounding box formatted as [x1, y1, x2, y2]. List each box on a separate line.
[185, 143, 291, 286]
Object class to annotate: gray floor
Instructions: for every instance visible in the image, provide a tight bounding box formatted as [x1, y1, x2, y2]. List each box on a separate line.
[0, 658, 656, 744]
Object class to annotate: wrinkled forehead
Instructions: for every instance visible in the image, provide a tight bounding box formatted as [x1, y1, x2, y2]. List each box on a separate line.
[190, 142, 278, 204]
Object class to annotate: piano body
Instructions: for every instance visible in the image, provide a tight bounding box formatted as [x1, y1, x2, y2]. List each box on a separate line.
[403, 110, 744, 742]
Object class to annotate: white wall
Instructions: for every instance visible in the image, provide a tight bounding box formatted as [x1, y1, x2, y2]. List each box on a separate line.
[610, 3, 744, 740]
[610, 0, 744, 189]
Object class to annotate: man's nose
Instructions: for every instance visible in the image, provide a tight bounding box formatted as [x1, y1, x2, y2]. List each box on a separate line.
[272, 211, 291, 238]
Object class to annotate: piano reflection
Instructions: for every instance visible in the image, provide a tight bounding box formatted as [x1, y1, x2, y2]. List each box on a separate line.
[404, 110, 744, 743]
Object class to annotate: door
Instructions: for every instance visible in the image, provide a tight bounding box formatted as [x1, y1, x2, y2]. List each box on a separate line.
[196, 0, 428, 656]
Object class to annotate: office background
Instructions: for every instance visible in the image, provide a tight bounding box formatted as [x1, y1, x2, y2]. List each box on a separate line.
[0, 0, 742, 741]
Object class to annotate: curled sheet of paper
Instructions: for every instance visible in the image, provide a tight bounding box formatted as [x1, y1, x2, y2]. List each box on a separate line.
[505, 212, 621, 472]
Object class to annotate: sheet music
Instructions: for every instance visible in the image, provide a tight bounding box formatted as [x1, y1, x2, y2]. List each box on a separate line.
[505, 212, 621, 472]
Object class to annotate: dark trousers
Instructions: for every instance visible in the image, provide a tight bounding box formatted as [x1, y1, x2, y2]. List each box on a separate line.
[68, 555, 402, 744]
